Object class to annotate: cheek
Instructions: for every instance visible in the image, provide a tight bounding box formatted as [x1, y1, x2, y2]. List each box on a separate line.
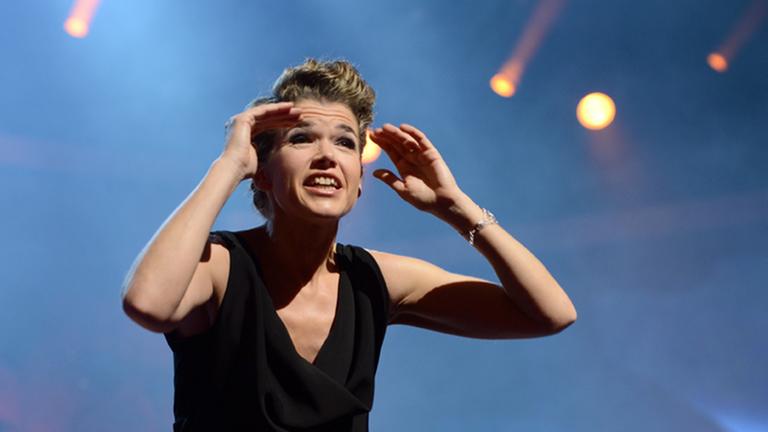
[344, 158, 363, 187]
[262, 159, 298, 198]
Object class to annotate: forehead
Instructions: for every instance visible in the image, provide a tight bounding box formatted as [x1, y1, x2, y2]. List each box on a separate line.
[294, 100, 358, 134]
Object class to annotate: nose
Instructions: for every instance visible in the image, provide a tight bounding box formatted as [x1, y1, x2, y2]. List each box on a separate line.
[311, 138, 338, 168]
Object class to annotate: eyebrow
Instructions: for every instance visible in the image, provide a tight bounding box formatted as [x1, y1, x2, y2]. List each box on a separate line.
[291, 121, 358, 136]
[336, 124, 357, 135]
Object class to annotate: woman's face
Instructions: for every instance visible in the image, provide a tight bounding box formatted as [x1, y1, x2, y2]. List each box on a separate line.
[261, 99, 363, 224]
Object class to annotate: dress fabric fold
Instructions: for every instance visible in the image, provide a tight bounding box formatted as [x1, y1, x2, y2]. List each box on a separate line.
[164, 231, 390, 431]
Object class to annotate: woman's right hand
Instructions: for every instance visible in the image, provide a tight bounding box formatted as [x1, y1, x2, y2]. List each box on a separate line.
[220, 101, 302, 181]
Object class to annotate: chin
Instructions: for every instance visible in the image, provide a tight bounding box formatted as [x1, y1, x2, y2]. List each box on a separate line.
[277, 190, 358, 224]
[302, 190, 357, 215]
[305, 205, 353, 222]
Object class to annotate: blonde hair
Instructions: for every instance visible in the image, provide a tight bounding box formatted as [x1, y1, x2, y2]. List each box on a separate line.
[248, 58, 376, 219]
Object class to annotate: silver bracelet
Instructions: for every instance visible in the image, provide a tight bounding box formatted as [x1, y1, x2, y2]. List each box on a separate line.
[466, 208, 497, 246]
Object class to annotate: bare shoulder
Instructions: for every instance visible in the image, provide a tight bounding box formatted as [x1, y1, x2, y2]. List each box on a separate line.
[207, 239, 231, 307]
[365, 248, 542, 338]
[366, 248, 439, 280]
[366, 249, 479, 321]
[171, 236, 231, 338]
[207, 227, 262, 306]
[366, 249, 412, 310]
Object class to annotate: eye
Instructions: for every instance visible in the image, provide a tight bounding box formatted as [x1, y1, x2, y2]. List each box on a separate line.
[337, 137, 357, 149]
[288, 133, 311, 144]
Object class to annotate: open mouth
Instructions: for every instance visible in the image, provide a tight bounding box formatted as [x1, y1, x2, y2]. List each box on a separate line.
[303, 174, 342, 190]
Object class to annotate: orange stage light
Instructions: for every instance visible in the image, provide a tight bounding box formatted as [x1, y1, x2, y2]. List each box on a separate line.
[362, 133, 382, 165]
[708, 0, 767, 72]
[64, 0, 101, 38]
[490, 0, 567, 97]
[64, 17, 88, 38]
[576, 92, 616, 131]
[707, 53, 729, 73]
[490, 74, 516, 97]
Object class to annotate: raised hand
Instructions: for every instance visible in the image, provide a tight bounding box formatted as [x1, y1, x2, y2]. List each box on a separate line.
[370, 123, 464, 215]
[221, 101, 302, 181]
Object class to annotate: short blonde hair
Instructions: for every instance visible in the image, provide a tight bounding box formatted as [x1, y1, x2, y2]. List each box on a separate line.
[248, 59, 376, 219]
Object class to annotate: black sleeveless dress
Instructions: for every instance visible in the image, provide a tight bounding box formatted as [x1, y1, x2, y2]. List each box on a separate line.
[164, 231, 390, 431]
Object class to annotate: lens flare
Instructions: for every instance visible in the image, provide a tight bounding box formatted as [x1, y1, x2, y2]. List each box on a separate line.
[490, 0, 566, 98]
[707, 53, 729, 73]
[576, 92, 616, 131]
[63, 0, 101, 39]
[362, 132, 382, 165]
[708, 0, 767, 73]
[490, 74, 516, 97]
[64, 17, 88, 38]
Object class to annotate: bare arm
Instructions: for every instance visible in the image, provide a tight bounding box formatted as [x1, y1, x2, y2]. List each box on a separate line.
[122, 102, 301, 333]
[370, 124, 576, 338]
[374, 195, 575, 338]
[440, 193, 576, 332]
[121, 158, 242, 333]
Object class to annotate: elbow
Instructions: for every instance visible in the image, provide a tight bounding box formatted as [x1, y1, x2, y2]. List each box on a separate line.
[531, 299, 577, 335]
[121, 285, 177, 334]
[546, 305, 577, 334]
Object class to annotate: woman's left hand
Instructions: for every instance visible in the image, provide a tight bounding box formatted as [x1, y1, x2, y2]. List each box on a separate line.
[370, 123, 465, 215]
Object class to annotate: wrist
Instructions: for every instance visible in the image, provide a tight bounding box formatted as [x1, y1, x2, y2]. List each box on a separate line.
[210, 156, 249, 188]
[213, 154, 250, 181]
[434, 192, 485, 233]
[465, 208, 497, 245]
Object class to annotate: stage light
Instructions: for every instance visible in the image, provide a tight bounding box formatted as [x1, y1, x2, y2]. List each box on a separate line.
[708, 0, 767, 73]
[490, 74, 516, 97]
[64, 0, 101, 39]
[490, 0, 566, 98]
[362, 132, 382, 165]
[707, 53, 729, 73]
[577, 92, 616, 131]
[64, 17, 88, 38]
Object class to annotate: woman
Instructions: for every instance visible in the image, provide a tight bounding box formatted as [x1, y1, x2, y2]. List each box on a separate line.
[122, 59, 576, 431]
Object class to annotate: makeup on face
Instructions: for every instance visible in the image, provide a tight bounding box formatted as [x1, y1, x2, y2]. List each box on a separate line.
[265, 100, 364, 221]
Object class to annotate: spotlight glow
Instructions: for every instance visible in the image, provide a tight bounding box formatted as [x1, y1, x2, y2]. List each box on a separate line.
[490, 74, 516, 97]
[362, 132, 382, 165]
[707, 52, 729, 73]
[577, 92, 616, 131]
[64, 17, 88, 38]
[64, 0, 101, 39]
[490, 0, 566, 98]
[708, 0, 767, 73]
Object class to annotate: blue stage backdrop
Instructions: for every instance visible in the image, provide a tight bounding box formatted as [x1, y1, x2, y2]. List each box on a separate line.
[1, 1, 766, 430]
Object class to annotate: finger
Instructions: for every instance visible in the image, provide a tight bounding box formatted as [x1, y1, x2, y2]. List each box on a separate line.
[250, 111, 303, 136]
[369, 127, 399, 153]
[252, 120, 302, 136]
[372, 169, 407, 195]
[256, 112, 303, 125]
[246, 117, 300, 135]
[245, 103, 298, 125]
[370, 127, 406, 164]
[374, 128, 406, 165]
[227, 108, 300, 130]
[376, 126, 429, 166]
[399, 123, 436, 152]
[252, 101, 295, 114]
[382, 123, 421, 155]
[254, 108, 303, 123]
[400, 123, 434, 148]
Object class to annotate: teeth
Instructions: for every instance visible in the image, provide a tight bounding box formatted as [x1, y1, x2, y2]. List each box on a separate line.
[309, 176, 338, 187]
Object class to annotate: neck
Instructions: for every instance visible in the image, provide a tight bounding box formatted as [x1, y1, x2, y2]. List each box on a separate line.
[260, 212, 340, 287]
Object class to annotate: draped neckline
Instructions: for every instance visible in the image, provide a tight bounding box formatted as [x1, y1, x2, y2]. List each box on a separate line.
[232, 231, 347, 368]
